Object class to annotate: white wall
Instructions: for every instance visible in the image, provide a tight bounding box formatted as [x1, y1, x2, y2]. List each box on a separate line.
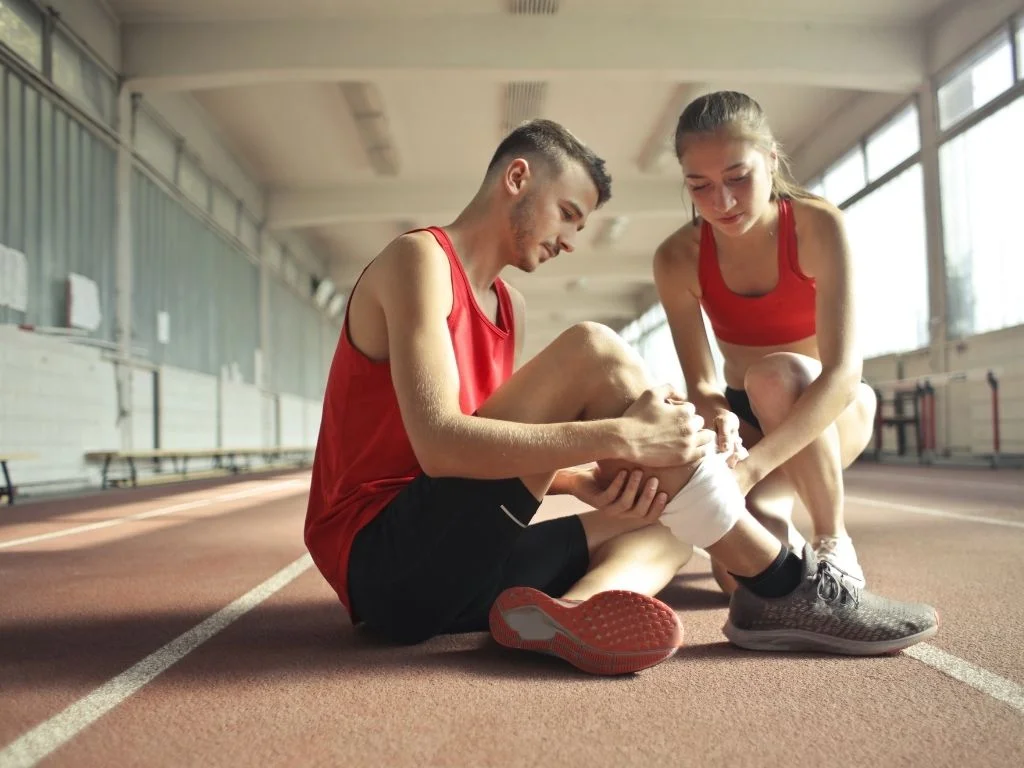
[278, 394, 307, 447]
[220, 379, 264, 449]
[0, 327, 119, 489]
[158, 365, 219, 451]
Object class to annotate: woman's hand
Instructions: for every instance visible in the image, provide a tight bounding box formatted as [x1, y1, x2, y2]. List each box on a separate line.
[714, 410, 749, 468]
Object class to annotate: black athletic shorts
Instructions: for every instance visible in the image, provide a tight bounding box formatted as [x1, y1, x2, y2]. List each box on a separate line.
[726, 378, 867, 434]
[347, 474, 590, 644]
[725, 386, 762, 433]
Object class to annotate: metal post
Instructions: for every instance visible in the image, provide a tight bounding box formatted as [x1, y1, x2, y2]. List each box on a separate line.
[114, 87, 136, 451]
[917, 81, 951, 449]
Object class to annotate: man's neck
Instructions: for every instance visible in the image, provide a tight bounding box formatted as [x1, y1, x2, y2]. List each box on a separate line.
[444, 200, 509, 293]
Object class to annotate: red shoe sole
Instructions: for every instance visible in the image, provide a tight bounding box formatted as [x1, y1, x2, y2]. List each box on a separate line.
[488, 587, 684, 676]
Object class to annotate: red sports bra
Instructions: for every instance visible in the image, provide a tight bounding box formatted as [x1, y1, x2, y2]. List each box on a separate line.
[697, 198, 816, 347]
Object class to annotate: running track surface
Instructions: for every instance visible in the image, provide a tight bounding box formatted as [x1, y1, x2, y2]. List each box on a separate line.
[1, 464, 1021, 767]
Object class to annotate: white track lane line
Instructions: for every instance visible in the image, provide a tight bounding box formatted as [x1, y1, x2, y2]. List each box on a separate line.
[0, 554, 314, 768]
[904, 644, 1024, 714]
[0, 480, 307, 551]
[846, 496, 1024, 529]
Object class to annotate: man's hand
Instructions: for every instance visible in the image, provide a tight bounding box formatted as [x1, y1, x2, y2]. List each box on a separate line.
[621, 384, 716, 466]
[564, 465, 669, 526]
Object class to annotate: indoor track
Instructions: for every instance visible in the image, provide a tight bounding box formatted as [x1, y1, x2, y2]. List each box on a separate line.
[1, 464, 1021, 768]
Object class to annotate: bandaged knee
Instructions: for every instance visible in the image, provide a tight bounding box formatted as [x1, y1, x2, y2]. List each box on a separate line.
[660, 451, 746, 549]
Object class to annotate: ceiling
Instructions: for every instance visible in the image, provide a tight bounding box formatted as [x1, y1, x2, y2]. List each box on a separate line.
[110, 0, 955, 358]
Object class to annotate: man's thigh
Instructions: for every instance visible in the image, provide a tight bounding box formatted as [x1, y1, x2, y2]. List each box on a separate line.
[445, 515, 591, 634]
[348, 472, 543, 642]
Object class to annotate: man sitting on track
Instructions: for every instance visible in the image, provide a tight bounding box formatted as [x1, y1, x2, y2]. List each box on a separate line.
[304, 118, 939, 676]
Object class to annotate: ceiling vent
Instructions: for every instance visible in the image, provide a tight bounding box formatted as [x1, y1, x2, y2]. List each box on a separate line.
[502, 82, 548, 136]
[507, 0, 560, 14]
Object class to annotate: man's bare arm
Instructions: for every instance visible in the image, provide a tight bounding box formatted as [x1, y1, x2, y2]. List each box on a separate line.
[379, 234, 636, 479]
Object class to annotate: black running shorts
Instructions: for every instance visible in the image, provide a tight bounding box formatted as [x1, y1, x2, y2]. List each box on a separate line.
[347, 474, 590, 644]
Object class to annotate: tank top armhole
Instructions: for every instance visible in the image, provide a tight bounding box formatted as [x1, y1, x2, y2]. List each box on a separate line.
[780, 198, 812, 281]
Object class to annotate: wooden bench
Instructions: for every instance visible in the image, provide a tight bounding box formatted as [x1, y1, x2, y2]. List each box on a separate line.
[84, 446, 314, 489]
[1, 452, 39, 505]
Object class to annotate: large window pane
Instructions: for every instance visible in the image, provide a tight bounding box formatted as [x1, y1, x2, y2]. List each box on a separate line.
[938, 34, 1014, 130]
[940, 97, 1024, 337]
[53, 31, 116, 126]
[866, 104, 920, 181]
[844, 164, 930, 357]
[239, 210, 260, 253]
[135, 107, 177, 180]
[1017, 16, 1024, 81]
[179, 155, 209, 210]
[211, 183, 237, 234]
[0, 0, 42, 71]
[823, 147, 866, 205]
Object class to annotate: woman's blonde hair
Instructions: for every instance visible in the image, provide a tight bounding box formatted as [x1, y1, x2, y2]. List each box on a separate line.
[674, 91, 816, 202]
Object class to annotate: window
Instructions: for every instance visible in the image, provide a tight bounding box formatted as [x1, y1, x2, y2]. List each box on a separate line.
[635, 322, 684, 391]
[0, 0, 42, 70]
[53, 30, 116, 125]
[937, 33, 1014, 131]
[135, 108, 177, 181]
[178, 154, 209, 210]
[822, 147, 866, 205]
[1017, 16, 1024, 81]
[939, 97, 1024, 337]
[865, 104, 920, 181]
[843, 165, 930, 357]
[211, 183, 238, 235]
[807, 179, 825, 198]
[263, 237, 283, 271]
[239, 211, 260, 253]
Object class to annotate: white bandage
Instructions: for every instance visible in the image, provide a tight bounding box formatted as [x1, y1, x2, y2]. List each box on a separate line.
[660, 450, 746, 549]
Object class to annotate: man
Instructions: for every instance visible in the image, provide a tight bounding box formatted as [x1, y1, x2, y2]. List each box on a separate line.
[305, 119, 938, 676]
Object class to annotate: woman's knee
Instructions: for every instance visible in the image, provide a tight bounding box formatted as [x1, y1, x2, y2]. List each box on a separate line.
[744, 353, 817, 427]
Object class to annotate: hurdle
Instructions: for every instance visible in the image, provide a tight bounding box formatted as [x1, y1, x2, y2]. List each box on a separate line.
[870, 367, 1003, 468]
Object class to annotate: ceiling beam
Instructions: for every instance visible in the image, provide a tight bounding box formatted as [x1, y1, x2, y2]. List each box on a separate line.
[123, 16, 924, 94]
[267, 177, 687, 230]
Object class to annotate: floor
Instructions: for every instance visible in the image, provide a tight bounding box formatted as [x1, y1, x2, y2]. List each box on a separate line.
[1, 463, 1022, 767]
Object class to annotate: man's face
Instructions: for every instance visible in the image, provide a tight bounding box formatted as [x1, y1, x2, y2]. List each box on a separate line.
[506, 159, 599, 272]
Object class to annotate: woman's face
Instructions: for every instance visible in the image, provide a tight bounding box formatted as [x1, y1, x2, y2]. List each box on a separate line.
[679, 133, 775, 236]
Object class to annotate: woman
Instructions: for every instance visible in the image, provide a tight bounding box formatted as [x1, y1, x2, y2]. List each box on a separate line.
[653, 91, 876, 593]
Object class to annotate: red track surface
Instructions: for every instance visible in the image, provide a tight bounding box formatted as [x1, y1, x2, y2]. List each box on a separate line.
[1, 464, 1022, 767]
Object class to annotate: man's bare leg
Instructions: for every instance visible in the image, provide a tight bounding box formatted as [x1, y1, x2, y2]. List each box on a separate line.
[477, 322, 783, 598]
[477, 323, 697, 599]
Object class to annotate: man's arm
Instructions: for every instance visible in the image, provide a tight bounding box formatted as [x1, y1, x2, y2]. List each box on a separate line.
[379, 234, 635, 479]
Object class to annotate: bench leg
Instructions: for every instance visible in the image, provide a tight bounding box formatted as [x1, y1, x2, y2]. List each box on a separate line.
[1, 460, 14, 505]
[129, 457, 138, 488]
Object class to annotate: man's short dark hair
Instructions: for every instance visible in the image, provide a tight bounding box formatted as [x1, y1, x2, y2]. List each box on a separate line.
[486, 119, 612, 207]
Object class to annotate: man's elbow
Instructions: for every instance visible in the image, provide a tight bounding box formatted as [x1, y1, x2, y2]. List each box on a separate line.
[408, 423, 455, 477]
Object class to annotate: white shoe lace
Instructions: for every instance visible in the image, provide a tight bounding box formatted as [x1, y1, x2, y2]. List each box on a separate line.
[813, 536, 865, 581]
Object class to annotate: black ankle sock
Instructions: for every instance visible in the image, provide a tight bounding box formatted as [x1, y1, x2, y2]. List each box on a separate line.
[732, 546, 803, 598]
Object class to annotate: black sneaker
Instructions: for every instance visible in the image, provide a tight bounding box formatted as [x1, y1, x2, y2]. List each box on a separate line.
[723, 544, 938, 655]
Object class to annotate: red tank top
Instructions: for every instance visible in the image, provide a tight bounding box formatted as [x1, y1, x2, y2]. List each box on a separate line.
[304, 226, 517, 612]
[698, 198, 816, 346]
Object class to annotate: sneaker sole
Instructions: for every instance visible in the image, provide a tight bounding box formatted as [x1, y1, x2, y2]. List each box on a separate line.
[721, 621, 939, 656]
[489, 587, 683, 675]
